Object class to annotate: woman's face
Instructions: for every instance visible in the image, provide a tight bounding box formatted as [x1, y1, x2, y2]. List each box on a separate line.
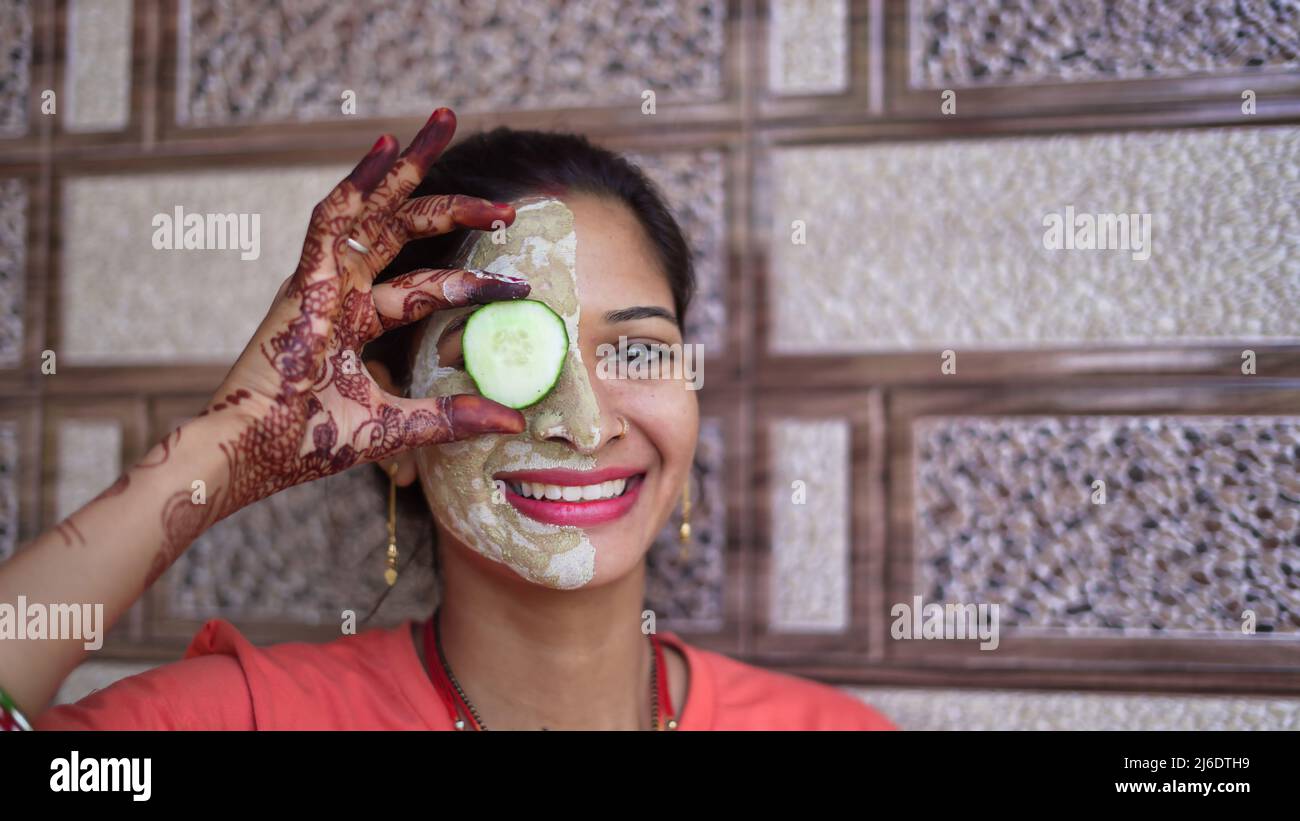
[409, 193, 698, 590]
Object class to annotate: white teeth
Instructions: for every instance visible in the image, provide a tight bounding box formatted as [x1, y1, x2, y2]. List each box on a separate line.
[506, 478, 634, 502]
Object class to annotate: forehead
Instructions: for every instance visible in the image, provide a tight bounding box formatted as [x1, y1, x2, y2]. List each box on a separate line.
[565, 193, 674, 315]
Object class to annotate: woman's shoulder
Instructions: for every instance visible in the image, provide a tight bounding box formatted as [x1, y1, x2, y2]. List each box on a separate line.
[182, 616, 405, 674]
[37, 618, 431, 730]
[662, 633, 896, 731]
[36, 646, 254, 731]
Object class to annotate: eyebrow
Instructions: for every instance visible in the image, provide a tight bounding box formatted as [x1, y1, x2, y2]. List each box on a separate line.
[604, 306, 679, 327]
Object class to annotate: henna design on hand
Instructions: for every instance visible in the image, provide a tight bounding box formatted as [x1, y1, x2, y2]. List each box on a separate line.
[145, 109, 531, 581]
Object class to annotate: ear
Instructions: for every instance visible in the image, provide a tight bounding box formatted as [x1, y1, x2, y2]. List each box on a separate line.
[365, 357, 420, 488]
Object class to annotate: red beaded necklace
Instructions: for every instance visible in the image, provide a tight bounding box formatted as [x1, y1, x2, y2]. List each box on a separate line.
[422, 609, 678, 730]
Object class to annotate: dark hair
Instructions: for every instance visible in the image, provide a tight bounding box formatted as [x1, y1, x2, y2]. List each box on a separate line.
[361, 127, 696, 616]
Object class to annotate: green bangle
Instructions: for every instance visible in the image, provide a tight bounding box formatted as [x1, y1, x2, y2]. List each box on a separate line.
[0, 685, 32, 731]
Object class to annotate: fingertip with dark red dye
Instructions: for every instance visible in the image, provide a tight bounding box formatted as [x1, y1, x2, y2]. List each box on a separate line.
[449, 395, 527, 437]
[403, 107, 458, 163]
[348, 134, 397, 193]
[469, 276, 531, 304]
[456, 198, 517, 231]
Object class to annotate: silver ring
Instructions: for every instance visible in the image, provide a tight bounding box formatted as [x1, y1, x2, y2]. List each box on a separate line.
[345, 237, 370, 255]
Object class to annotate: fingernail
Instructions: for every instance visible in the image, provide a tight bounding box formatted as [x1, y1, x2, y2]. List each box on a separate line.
[450, 395, 526, 436]
[474, 270, 526, 284]
[469, 272, 530, 303]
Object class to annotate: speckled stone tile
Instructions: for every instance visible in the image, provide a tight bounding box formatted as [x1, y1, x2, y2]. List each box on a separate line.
[914, 415, 1300, 636]
[55, 420, 122, 522]
[178, 0, 726, 125]
[0, 0, 32, 137]
[65, 0, 133, 132]
[847, 686, 1300, 730]
[769, 126, 1300, 352]
[645, 417, 727, 632]
[910, 0, 1300, 89]
[769, 418, 851, 632]
[0, 179, 27, 366]
[0, 421, 18, 561]
[60, 165, 348, 364]
[167, 464, 436, 626]
[769, 0, 849, 95]
[626, 149, 727, 351]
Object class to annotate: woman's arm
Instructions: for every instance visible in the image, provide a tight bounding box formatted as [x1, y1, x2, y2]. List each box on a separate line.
[0, 107, 528, 720]
[0, 413, 236, 717]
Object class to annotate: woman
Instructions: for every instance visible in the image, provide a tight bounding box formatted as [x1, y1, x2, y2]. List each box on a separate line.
[1, 108, 894, 731]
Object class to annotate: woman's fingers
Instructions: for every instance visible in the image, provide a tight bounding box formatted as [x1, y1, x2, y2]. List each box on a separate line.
[337, 109, 478, 278]
[345, 195, 513, 270]
[370, 268, 529, 336]
[367, 108, 458, 219]
[295, 134, 395, 285]
[290, 134, 397, 293]
[274, 136, 398, 389]
[397, 195, 516, 237]
[380, 393, 527, 451]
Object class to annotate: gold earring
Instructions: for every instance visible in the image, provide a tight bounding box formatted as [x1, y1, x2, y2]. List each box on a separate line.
[677, 480, 692, 561]
[384, 462, 399, 586]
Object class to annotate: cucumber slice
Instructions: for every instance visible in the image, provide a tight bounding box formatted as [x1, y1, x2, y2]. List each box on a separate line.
[462, 299, 569, 409]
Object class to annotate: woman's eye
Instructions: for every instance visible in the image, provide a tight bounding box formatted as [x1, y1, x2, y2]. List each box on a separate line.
[623, 342, 662, 365]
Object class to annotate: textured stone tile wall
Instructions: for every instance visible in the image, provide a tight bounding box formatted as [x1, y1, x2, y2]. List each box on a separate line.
[646, 418, 727, 632]
[0, 421, 18, 561]
[914, 415, 1300, 636]
[177, 0, 726, 125]
[910, 0, 1300, 89]
[769, 126, 1300, 352]
[54, 420, 123, 522]
[65, 0, 134, 132]
[769, 0, 849, 95]
[849, 686, 1300, 730]
[0, 179, 27, 366]
[769, 418, 852, 632]
[60, 166, 350, 363]
[0, 0, 32, 138]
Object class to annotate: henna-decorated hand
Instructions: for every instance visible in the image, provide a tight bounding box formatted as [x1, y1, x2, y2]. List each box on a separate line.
[200, 107, 527, 520]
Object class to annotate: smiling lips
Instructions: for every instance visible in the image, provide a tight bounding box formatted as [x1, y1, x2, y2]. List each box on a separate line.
[495, 467, 645, 527]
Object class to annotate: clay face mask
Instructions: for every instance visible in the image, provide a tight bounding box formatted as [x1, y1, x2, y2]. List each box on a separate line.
[409, 198, 604, 589]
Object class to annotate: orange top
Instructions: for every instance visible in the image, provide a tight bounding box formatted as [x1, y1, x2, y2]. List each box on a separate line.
[35, 618, 896, 731]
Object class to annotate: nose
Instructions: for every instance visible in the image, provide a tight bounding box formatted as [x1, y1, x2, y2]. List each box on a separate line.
[526, 348, 605, 453]
[531, 406, 628, 453]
